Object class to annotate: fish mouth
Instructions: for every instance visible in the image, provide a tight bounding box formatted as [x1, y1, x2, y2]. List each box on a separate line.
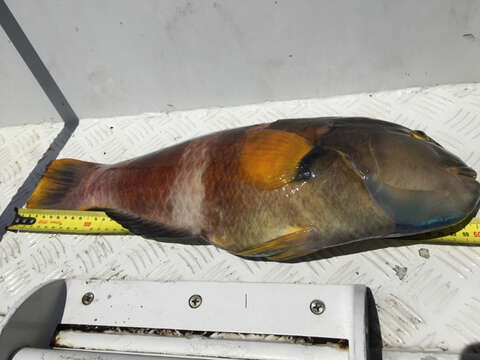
[446, 166, 477, 179]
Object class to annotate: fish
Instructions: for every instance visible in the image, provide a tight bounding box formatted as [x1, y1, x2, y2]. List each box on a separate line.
[26, 117, 480, 261]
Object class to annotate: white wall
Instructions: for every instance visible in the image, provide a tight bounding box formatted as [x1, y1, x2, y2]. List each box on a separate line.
[1, 0, 480, 127]
[0, 23, 60, 126]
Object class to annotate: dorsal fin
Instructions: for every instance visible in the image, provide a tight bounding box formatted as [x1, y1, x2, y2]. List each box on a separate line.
[103, 209, 206, 244]
[239, 129, 314, 189]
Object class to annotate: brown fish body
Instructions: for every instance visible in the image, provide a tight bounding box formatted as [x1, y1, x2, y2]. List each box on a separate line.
[27, 117, 480, 261]
[75, 121, 392, 252]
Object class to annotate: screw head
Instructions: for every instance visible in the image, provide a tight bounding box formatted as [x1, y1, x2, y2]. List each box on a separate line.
[189, 294, 202, 309]
[310, 299, 325, 315]
[82, 292, 94, 305]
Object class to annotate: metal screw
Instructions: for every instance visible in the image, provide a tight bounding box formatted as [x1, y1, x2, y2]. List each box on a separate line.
[82, 292, 94, 305]
[310, 299, 325, 315]
[189, 294, 202, 309]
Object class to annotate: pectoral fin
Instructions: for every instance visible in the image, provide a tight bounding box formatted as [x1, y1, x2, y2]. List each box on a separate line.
[237, 226, 319, 261]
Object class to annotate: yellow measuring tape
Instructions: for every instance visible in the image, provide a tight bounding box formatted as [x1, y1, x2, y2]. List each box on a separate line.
[7, 208, 480, 245]
[8, 208, 129, 234]
[422, 217, 480, 244]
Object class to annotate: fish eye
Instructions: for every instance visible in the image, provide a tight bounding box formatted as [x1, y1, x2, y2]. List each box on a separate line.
[410, 130, 429, 141]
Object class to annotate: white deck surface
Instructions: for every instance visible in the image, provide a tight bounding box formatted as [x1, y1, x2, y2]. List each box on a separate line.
[1, 84, 480, 353]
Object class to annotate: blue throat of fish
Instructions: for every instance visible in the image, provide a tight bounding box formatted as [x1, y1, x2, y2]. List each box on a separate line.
[364, 175, 467, 234]
[396, 215, 464, 233]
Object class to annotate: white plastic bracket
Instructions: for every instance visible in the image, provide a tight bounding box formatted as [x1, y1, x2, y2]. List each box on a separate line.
[1, 280, 373, 360]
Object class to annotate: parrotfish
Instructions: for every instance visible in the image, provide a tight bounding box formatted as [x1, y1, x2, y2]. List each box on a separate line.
[27, 117, 480, 261]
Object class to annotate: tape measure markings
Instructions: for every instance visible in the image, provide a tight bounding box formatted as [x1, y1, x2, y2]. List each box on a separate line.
[7, 208, 480, 245]
[8, 208, 129, 234]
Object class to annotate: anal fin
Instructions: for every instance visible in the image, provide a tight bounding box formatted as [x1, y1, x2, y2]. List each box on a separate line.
[237, 226, 320, 261]
[103, 209, 206, 244]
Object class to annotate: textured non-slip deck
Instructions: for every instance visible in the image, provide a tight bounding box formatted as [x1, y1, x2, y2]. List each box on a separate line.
[1, 84, 480, 352]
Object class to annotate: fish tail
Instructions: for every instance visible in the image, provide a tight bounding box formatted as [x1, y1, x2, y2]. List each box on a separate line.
[27, 159, 99, 209]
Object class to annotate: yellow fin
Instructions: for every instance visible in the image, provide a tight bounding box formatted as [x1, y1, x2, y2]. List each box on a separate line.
[237, 226, 319, 261]
[27, 159, 97, 209]
[239, 129, 313, 190]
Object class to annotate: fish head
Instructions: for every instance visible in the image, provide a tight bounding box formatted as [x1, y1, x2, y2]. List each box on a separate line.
[332, 120, 480, 234]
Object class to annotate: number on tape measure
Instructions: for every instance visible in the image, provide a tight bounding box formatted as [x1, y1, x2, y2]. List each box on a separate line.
[7, 208, 130, 234]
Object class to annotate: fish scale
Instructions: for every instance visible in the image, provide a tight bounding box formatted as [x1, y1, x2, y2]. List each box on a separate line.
[7, 208, 480, 245]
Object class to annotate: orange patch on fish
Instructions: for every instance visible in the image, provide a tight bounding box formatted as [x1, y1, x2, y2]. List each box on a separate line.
[239, 129, 313, 190]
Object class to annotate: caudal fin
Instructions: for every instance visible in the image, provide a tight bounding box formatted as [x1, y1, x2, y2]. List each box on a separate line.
[27, 159, 98, 209]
